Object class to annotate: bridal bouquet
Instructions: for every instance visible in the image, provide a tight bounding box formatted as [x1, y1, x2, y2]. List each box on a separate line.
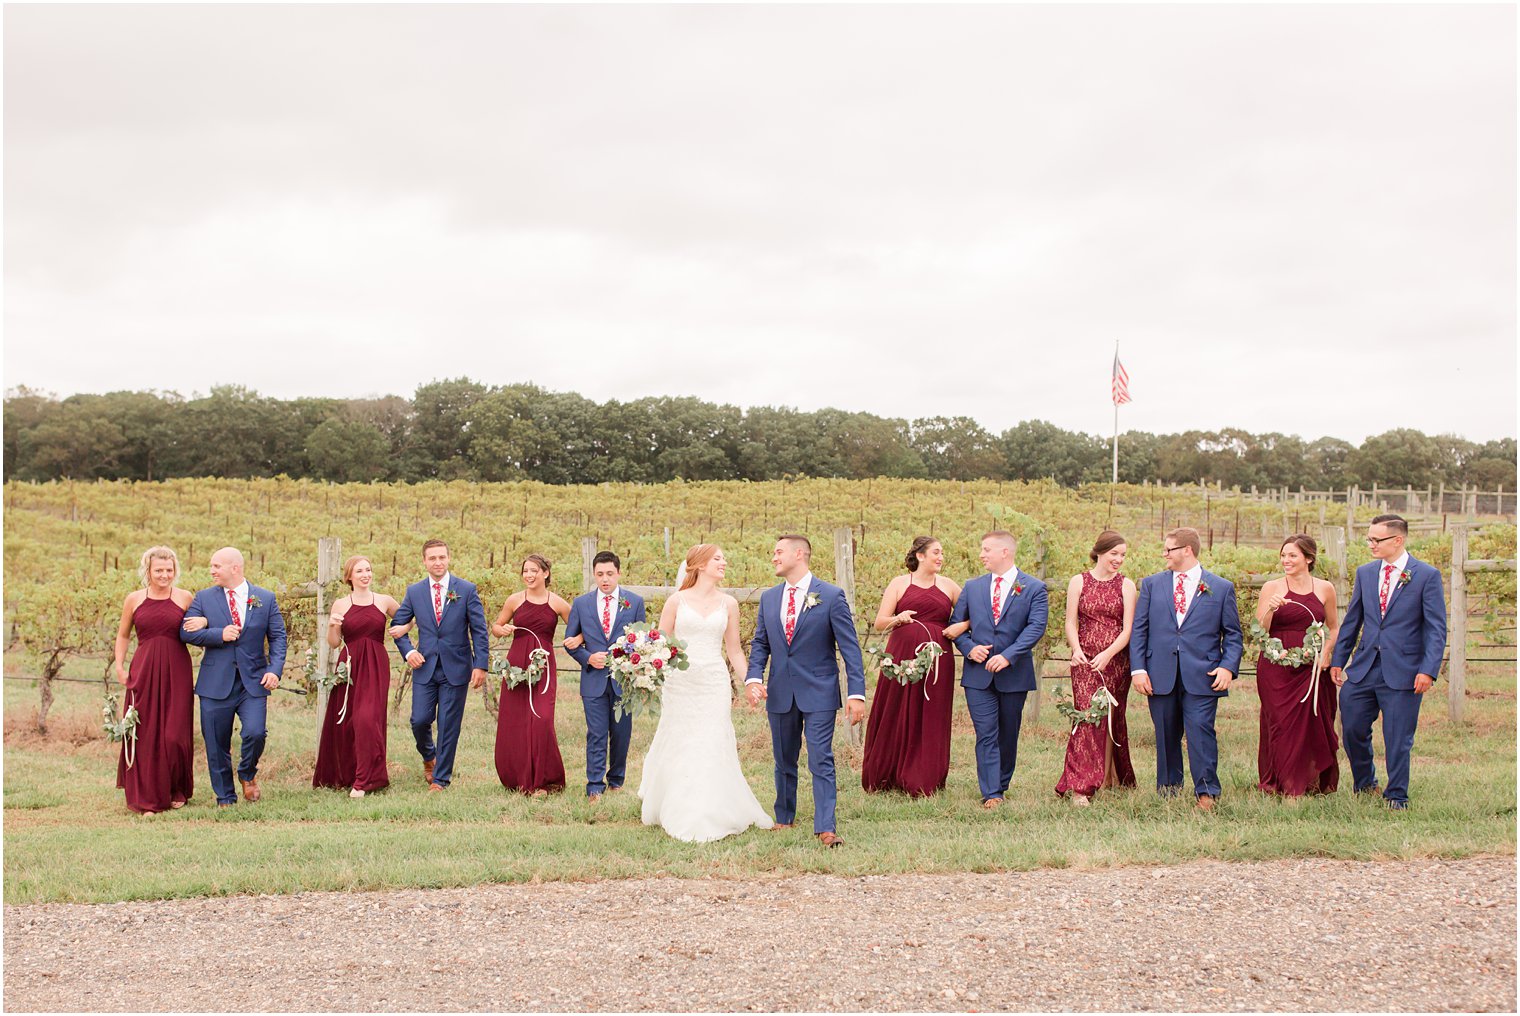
[1055, 685, 1123, 745]
[609, 623, 689, 721]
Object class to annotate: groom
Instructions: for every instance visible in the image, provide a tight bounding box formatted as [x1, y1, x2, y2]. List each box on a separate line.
[565, 550, 646, 801]
[180, 547, 287, 807]
[389, 539, 488, 792]
[746, 535, 866, 848]
[1130, 527, 1243, 810]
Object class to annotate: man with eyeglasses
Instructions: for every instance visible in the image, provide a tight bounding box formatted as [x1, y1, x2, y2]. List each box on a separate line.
[1330, 514, 1447, 809]
[1130, 527, 1243, 810]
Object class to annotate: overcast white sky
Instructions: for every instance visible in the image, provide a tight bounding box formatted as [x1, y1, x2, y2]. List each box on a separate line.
[4, 4, 1515, 443]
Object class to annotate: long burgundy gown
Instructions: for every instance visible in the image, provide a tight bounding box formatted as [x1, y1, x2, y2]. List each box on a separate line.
[313, 602, 392, 792]
[117, 596, 195, 813]
[1055, 572, 1137, 798]
[494, 599, 566, 795]
[861, 582, 956, 797]
[1256, 588, 1339, 795]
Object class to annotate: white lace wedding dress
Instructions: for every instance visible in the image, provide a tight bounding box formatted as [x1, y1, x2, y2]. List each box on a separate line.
[638, 597, 774, 842]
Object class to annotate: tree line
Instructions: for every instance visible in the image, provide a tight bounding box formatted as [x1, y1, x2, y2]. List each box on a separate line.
[4, 380, 1514, 490]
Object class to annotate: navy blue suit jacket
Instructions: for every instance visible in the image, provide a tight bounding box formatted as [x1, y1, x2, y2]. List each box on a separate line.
[179, 584, 288, 700]
[746, 579, 866, 714]
[392, 576, 490, 685]
[564, 589, 646, 697]
[1130, 569, 1243, 697]
[1331, 556, 1446, 688]
[949, 571, 1048, 693]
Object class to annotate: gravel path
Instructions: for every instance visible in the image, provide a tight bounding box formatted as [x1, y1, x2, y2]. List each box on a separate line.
[4, 856, 1513, 1012]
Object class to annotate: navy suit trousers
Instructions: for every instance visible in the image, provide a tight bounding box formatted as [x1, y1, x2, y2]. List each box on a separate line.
[199, 680, 267, 804]
[769, 706, 838, 834]
[963, 685, 1027, 800]
[1339, 660, 1424, 804]
[1147, 686, 1221, 798]
[411, 677, 469, 786]
[582, 681, 633, 795]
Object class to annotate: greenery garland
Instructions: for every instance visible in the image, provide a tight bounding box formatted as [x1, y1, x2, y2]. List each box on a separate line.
[491, 647, 550, 691]
[303, 645, 352, 693]
[1249, 618, 1328, 668]
[866, 638, 944, 685]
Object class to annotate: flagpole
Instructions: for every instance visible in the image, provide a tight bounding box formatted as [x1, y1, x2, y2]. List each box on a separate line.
[1108, 341, 1120, 528]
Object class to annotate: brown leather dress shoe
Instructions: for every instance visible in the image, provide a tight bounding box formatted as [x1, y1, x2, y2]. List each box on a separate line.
[1196, 794, 1216, 812]
[428, 782, 445, 793]
[982, 797, 1003, 810]
[587, 793, 603, 803]
[771, 822, 794, 830]
[240, 779, 261, 803]
[817, 831, 844, 848]
[423, 759, 436, 784]
[217, 802, 234, 808]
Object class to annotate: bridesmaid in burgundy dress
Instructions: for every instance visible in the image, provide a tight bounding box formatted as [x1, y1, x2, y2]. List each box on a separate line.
[315, 556, 399, 797]
[1056, 531, 1138, 804]
[111, 546, 196, 814]
[1255, 535, 1341, 796]
[493, 555, 570, 797]
[862, 537, 963, 796]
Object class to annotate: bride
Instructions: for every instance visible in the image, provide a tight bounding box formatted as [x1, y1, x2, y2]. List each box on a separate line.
[639, 544, 773, 842]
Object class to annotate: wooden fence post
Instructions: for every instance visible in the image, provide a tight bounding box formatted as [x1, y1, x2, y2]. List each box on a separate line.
[581, 537, 598, 595]
[1323, 526, 1348, 609]
[1448, 525, 1467, 724]
[314, 537, 342, 746]
[833, 527, 863, 747]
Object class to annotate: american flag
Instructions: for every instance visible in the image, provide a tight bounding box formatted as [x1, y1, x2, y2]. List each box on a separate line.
[1111, 352, 1131, 406]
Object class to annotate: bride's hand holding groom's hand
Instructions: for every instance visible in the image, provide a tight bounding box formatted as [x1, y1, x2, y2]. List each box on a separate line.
[745, 682, 767, 709]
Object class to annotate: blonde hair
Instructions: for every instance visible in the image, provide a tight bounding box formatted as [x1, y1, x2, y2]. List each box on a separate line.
[679, 544, 720, 591]
[137, 546, 181, 586]
[342, 555, 371, 589]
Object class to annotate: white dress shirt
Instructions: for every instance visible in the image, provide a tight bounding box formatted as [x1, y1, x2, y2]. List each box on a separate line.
[598, 587, 623, 637]
[988, 567, 1018, 616]
[1379, 552, 1410, 612]
[1173, 564, 1203, 626]
[227, 580, 250, 624]
[428, 573, 452, 616]
[778, 572, 814, 628]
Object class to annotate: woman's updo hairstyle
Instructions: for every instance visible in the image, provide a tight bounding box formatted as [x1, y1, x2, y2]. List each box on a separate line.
[1089, 530, 1127, 564]
[1281, 534, 1318, 573]
[904, 536, 939, 573]
[521, 554, 552, 586]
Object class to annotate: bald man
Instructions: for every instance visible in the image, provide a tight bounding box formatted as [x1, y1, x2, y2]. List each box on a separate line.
[180, 547, 287, 807]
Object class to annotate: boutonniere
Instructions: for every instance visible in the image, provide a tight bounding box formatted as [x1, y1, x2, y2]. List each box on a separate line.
[445, 590, 459, 605]
[803, 592, 821, 612]
[1010, 581, 1025, 597]
[1397, 569, 1412, 588]
[619, 596, 631, 611]
[1196, 580, 1212, 597]
[247, 594, 263, 609]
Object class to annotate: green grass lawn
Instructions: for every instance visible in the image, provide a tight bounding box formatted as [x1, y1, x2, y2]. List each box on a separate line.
[4, 655, 1514, 904]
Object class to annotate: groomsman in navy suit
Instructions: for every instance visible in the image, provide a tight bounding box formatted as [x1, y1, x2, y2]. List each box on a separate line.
[948, 530, 1049, 809]
[1130, 527, 1243, 810]
[746, 535, 866, 847]
[565, 550, 646, 801]
[1331, 514, 1447, 809]
[180, 547, 288, 806]
[388, 539, 489, 791]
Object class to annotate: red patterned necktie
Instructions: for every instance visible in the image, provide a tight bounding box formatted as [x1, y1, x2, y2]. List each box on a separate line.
[1174, 573, 1187, 617]
[784, 586, 798, 644]
[602, 594, 613, 637]
[991, 576, 1003, 623]
[227, 589, 242, 626]
[1379, 564, 1394, 616]
[433, 583, 443, 625]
